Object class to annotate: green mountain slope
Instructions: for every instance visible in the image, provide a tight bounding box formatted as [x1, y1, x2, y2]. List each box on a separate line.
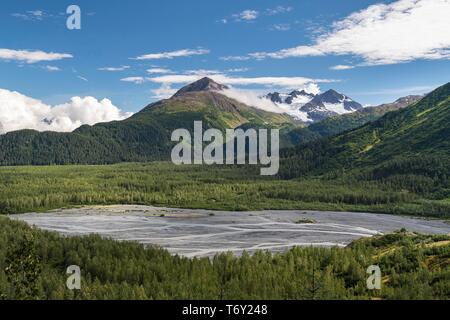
[0, 78, 296, 165]
[280, 82, 450, 180]
[286, 95, 422, 145]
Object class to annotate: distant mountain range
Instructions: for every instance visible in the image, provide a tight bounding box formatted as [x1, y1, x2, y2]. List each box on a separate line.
[265, 89, 363, 122]
[0, 76, 443, 169]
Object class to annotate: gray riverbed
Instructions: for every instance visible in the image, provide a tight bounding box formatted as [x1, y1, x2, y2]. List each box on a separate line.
[12, 205, 450, 258]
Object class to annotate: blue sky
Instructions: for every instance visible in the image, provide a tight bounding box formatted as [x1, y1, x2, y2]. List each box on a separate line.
[0, 0, 449, 119]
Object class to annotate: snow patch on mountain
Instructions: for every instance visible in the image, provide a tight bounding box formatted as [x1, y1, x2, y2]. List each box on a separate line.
[273, 102, 313, 122]
[264, 88, 363, 122]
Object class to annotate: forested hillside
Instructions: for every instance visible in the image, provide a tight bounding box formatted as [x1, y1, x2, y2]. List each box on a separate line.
[1, 217, 448, 300]
[280, 83, 450, 181]
[286, 95, 422, 145]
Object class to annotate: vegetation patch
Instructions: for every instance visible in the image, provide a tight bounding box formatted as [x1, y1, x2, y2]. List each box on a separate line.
[0, 218, 448, 300]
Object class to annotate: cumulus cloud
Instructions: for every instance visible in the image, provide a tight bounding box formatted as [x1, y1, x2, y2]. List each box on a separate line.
[292, 82, 322, 95]
[132, 48, 210, 60]
[98, 66, 130, 71]
[0, 88, 132, 134]
[0, 48, 73, 64]
[249, 0, 450, 65]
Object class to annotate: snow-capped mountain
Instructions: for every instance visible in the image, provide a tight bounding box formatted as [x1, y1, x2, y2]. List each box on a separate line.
[266, 90, 314, 106]
[265, 89, 363, 122]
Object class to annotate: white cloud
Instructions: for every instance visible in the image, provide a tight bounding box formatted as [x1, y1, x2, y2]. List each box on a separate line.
[354, 85, 435, 96]
[271, 24, 291, 31]
[221, 88, 283, 113]
[227, 68, 249, 73]
[44, 65, 61, 72]
[294, 82, 322, 95]
[0, 48, 73, 64]
[224, 6, 292, 24]
[0, 89, 132, 134]
[233, 10, 259, 21]
[150, 84, 178, 99]
[330, 65, 355, 70]
[146, 73, 335, 89]
[184, 69, 221, 75]
[220, 55, 251, 61]
[11, 10, 47, 21]
[77, 76, 89, 82]
[147, 68, 173, 74]
[132, 48, 210, 60]
[250, 47, 324, 60]
[98, 66, 130, 72]
[249, 0, 450, 65]
[121, 77, 146, 84]
[29, 10, 43, 16]
[266, 6, 293, 16]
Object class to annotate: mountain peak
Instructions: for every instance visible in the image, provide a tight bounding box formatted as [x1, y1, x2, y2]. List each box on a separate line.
[290, 89, 315, 97]
[394, 95, 423, 105]
[173, 77, 229, 97]
[266, 92, 284, 104]
[264, 87, 363, 122]
[265, 89, 315, 105]
[319, 89, 344, 101]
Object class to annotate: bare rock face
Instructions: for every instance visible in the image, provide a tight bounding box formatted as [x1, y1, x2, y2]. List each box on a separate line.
[173, 77, 229, 97]
[392, 95, 423, 107]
